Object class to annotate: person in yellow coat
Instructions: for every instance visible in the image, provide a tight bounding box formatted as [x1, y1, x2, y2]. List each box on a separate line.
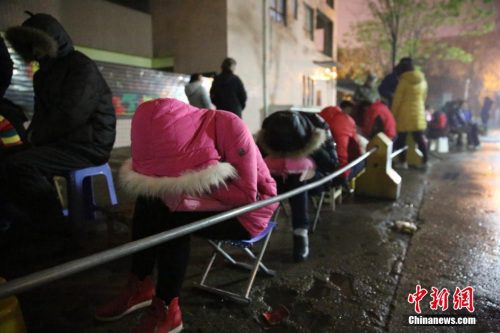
[391, 58, 428, 168]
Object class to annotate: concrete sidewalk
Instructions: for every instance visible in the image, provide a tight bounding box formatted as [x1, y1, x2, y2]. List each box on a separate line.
[3, 141, 500, 332]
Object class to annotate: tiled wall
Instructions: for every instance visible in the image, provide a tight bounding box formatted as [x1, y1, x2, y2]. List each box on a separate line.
[4, 49, 189, 148]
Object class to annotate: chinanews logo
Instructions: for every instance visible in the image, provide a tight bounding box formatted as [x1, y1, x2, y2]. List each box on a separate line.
[407, 285, 477, 326]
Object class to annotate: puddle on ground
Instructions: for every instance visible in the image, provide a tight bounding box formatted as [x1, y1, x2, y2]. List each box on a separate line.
[290, 301, 335, 332]
[329, 272, 355, 298]
[263, 285, 297, 309]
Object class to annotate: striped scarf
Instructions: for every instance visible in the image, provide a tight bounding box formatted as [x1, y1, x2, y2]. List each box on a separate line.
[0, 115, 23, 147]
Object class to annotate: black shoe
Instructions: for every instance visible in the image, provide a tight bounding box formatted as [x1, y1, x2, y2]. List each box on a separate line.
[293, 234, 309, 262]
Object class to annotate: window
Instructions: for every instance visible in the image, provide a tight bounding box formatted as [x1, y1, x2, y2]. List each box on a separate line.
[304, 4, 314, 40]
[315, 11, 333, 57]
[270, 0, 287, 26]
[293, 0, 298, 19]
[319, 0, 334, 9]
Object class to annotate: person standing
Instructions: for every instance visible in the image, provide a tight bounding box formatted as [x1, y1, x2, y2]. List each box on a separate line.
[210, 57, 247, 118]
[391, 58, 428, 168]
[184, 73, 212, 109]
[481, 96, 493, 131]
[352, 73, 380, 105]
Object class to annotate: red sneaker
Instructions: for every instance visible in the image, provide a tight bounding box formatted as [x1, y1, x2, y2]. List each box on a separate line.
[95, 274, 155, 321]
[132, 297, 183, 333]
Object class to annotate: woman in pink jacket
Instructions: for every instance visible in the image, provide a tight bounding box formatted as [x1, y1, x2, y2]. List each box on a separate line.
[95, 98, 278, 333]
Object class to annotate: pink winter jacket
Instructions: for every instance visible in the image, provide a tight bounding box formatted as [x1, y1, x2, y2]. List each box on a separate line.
[119, 98, 278, 237]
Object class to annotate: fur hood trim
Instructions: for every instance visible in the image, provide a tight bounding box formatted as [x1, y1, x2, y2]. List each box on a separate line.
[5, 26, 58, 62]
[257, 128, 327, 159]
[119, 158, 238, 198]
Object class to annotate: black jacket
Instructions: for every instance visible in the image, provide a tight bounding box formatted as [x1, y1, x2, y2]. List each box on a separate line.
[6, 13, 116, 164]
[210, 71, 247, 118]
[256, 111, 339, 174]
[0, 37, 13, 98]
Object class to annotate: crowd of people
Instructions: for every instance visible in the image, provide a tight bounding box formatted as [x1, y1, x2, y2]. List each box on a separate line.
[0, 11, 492, 333]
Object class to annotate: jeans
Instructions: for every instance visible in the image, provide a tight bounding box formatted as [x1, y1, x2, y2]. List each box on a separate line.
[274, 174, 310, 230]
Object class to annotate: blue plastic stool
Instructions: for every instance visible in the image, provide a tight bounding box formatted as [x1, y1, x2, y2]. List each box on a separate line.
[194, 222, 277, 304]
[62, 163, 118, 226]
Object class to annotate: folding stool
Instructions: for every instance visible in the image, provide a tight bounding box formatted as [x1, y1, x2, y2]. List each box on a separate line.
[194, 222, 277, 304]
[309, 185, 342, 233]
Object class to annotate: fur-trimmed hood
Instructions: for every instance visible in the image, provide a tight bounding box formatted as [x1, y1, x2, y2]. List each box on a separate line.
[119, 158, 238, 198]
[117, 98, 278, 237]
[257, 127, 327, 158]
[257, 110, 328, 159]
[6, 13, 73, 62]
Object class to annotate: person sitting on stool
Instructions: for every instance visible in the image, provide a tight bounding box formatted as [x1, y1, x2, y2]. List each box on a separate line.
[257, 110, 338, 262]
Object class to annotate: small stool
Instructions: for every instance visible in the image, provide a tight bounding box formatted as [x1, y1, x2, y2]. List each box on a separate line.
[429, 137, 449, 153]
[0, 278, 27, 333]
[58, 163, 118, 226]
[194, 222, 277, 304]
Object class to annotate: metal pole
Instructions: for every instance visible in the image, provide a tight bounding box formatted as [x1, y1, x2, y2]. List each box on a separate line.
[0, 148, 377, 299]
[390, 146, 408, 159]
[263, 0, 270, 117]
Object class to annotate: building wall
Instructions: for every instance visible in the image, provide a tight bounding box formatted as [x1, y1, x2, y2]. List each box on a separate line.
[0, 0, 153, 57]
[151, 0, 228, 74]
[227, 0, 337, 132]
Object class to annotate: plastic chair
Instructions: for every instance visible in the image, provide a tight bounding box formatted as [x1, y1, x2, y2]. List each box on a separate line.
[59, 163, 118, 226]
[194, 222, 277, 304]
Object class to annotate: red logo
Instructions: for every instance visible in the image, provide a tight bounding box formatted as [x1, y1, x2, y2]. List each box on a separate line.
[453, 287, 475, 313]
[408, 285, 428, 313]
[408, 286, 474, 313]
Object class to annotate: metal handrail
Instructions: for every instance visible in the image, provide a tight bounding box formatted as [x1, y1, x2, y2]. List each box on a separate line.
[391, 146, 408, 159]
[0, 147, 378, 299]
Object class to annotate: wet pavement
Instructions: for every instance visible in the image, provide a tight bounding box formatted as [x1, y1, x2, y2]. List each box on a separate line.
[2, 131, 500, 332]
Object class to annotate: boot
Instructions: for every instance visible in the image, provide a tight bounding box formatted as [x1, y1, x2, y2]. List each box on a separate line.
[95, 274, 155, 321]
[293, 228, 309, 262]
[132, 297, 183, 333]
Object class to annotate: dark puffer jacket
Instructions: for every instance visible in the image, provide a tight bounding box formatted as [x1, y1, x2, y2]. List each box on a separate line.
[256, 111, 338, 175]
[210, 71, 247, 118]
[6, 13, 116, 164]
[0, 37, 13, 98]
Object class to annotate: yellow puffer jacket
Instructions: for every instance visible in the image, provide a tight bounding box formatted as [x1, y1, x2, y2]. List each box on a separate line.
[391, 70, 428, 132]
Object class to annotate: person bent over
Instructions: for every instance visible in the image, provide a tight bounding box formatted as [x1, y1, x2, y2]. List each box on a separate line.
[320, 102, 364, 185]
[357, 100, 396, 140]
[95, 99, 278, 332]
[257, 111, 338, 262]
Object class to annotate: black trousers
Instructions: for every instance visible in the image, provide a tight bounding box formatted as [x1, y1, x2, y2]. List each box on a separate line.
[0, 145, 95, 227]
[130, 196, 251, 303]
[393, 131, 428, 163]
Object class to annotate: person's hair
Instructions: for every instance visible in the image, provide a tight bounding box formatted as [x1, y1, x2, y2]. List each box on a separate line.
[340, 100, 355, 110]
[357, 100, 372, 111]
[189, 73, 201, 83]
[396, 57, 414, 75]
[221, 57, 236, 72]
